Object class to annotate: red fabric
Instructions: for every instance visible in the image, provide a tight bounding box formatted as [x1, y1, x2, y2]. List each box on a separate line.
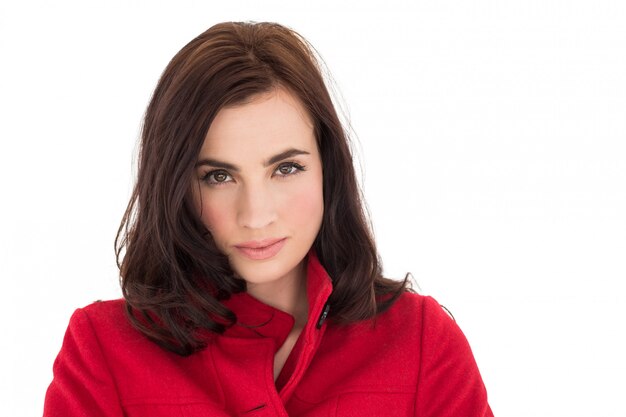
[44, 251, 493, 416]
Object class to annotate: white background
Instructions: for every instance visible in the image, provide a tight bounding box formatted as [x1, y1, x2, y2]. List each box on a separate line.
[1, 1, 625, 416]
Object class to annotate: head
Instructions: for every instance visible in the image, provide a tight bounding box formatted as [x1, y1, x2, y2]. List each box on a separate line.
[192, 85, 324, 292]
[117, 22, 406, 355]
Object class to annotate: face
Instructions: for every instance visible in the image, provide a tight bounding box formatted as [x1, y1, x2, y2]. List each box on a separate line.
[192, 87, 324, 289]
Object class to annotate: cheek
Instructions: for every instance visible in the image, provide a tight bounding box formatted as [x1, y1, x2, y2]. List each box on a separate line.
[283, 176, 324, 228]
[197, 197, 234, 246]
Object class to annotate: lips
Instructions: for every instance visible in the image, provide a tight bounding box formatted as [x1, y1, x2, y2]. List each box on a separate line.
[235, 237, 285, 249]
[234, 237, 287, 260]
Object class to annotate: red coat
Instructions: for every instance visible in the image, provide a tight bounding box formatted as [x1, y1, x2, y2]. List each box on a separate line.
[44, 251, 493, 416]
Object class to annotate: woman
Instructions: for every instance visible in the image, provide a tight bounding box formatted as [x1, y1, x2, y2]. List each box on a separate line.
[44, 21, 493, 416]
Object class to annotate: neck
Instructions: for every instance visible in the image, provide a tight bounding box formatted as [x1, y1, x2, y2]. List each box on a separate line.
[245, 260, 309, 328]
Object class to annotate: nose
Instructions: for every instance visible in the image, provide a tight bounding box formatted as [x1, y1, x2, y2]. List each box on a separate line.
[237, 182, 277, 230]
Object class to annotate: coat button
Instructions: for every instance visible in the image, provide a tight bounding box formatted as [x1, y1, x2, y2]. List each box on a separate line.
[316, 303, 330, 329]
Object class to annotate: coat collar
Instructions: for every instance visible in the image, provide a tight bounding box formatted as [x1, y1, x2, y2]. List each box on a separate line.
[220, 249, 333, 352]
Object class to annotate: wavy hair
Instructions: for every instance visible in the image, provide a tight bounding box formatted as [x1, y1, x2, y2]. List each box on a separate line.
[116, 21, 409, 356]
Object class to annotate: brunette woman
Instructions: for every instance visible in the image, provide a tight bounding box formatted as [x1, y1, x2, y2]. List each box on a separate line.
[44, 21, 493, 416]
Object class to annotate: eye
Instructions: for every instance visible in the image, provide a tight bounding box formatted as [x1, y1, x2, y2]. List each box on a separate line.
[202, 170, 233, 186]
[274, 162, 306, 177]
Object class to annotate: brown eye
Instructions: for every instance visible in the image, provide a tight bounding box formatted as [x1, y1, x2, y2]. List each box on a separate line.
[279, 165, 295, 175]
[213, 172, 228, 182]
[203, 170, 232, 186]
[275, 162, 306, 177]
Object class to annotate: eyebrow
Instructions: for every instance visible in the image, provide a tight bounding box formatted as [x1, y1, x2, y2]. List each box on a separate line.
[195, 148, 311, 171]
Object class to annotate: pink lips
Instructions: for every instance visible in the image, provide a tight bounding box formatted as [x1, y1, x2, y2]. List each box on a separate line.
[234, 238, 287, 260]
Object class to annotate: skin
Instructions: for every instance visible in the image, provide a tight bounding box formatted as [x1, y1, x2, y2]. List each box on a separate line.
[192, 86, 324, 380]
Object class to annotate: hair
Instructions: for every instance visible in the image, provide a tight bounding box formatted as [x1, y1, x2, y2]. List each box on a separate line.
[115, 21, 409, 356]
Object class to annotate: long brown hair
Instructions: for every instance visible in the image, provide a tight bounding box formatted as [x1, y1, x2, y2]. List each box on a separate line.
[116, 21, 408, 356]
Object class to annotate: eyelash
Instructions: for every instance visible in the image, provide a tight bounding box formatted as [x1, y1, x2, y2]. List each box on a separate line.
[200, 162, 307, 187]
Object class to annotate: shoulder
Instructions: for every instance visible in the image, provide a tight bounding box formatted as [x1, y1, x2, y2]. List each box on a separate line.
[386, 291, 474, 352]
[80, 298, 126, 318]
[365, 291, 477, 365]
[391, 291, 443, 312]
[323, 292, 453, 353]
[317, 292, 492, 414]
[376, 291, 454, 332]
[70, 298, 129, 332]
[383, 292, 493, 414]
[57, 298, 185, 383]
[64, 298, 151, 353]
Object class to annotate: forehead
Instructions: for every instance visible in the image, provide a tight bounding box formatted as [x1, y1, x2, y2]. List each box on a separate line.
[199, 87, 316, 159]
